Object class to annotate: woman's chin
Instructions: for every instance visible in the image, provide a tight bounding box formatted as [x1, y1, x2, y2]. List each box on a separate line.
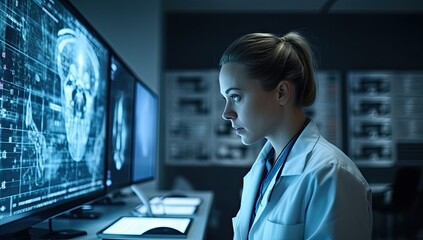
[240, 136, 257, 146]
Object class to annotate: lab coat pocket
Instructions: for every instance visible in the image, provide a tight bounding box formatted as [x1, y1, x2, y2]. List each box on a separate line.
[263, 219, 304, 240]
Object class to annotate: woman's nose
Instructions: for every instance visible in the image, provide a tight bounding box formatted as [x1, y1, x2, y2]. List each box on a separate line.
[222, 104, 236, 120]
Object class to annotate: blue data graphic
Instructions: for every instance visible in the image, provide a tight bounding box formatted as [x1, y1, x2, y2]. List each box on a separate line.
[0, 0, 108, 224]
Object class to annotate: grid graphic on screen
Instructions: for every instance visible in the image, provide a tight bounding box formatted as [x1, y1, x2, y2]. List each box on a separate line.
[0, 0, 108, 223]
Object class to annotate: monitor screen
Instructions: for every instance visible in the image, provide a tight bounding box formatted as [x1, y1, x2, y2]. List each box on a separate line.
[106, 54, 135, 191]
[0, 0, 108, 235]
[132, 80, 159, 184]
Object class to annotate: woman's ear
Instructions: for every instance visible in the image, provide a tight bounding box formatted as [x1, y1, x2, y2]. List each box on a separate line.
[276, 80, 291, 106]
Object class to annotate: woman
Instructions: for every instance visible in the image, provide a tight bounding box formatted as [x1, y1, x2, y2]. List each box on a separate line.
[219, 32, 372, 239]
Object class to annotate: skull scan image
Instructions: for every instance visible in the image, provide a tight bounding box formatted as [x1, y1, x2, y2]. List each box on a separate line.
[56, 28, 100, 161]
[113, 93, 127, 170]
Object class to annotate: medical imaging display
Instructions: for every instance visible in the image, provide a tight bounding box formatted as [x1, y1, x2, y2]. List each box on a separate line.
[132, 80, 158, 183]
[0, 0, 108, 226]
[106, 55, 135, 190]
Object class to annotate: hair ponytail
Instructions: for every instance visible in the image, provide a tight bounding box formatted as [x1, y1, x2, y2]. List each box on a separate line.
[282, 32, 316, 107]
[220, 31, 317, 107]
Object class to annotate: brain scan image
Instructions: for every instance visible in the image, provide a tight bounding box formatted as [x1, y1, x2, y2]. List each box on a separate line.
[113, 93, 127, 170]
[106, 56, 135, 189]
[56, 28, 100, 162]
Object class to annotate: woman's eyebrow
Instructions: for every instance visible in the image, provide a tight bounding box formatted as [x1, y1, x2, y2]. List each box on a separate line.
[225, 87, 242, 94]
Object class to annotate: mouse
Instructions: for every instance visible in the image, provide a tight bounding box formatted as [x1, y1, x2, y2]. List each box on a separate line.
[143, 226, 184, 235]
[166, 194, 187, 198]
[165, 191, 188, 198]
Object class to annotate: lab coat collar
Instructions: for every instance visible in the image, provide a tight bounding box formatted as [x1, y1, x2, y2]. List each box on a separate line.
[248, 120, 319, 237]
[280, 119, 320, 176]
[236, 120, 319, 239]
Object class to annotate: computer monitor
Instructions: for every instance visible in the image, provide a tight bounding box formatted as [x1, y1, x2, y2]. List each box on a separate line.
[0, 0, 109, 236]
[106, 54, 135, 193]
[132, 79, 159, 184]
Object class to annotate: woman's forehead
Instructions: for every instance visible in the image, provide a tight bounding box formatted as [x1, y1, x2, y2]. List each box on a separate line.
[220, 63, 247, 77]
[220, 63, 250, 86]
[220, 64, 265, 96]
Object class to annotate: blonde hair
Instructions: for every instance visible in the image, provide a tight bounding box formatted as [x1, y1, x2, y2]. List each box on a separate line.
[219, 32, 317, 107]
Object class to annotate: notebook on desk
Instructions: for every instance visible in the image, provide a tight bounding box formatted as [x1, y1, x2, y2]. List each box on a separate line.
[132, 196, 202, 217]
[133, 204, 197, 216]
[97, 216, 192, 239]
[150, 196, 202, 207]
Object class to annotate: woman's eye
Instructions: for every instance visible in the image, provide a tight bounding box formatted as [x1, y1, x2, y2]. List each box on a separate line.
[231, 94, 241, 102]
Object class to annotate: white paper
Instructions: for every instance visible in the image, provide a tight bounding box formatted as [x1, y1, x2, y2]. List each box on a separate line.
[149, 197, 202, 206]
[136, 204, 197, 216]
[102, 217, 191, 235]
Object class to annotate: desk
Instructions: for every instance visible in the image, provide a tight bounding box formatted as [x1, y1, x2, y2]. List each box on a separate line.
[370, 183, 391, 194]
[32, 191, 214, 240]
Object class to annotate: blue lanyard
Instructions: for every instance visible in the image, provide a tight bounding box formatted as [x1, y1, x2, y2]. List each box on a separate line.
[251, 118, 310, 226]
[255, 136, 295, 208]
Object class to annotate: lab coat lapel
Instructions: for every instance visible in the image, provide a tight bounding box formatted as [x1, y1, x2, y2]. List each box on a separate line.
[250, 120, 320, 232]
[236, 142, 271, 240]
[281, 120, 320, 177]
[250, 169, 278, 229]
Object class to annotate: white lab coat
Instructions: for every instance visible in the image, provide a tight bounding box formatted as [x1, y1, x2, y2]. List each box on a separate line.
[232, 120, 372, 240]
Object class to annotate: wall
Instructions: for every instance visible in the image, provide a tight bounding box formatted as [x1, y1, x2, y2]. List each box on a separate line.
[165, 13, 423, 70]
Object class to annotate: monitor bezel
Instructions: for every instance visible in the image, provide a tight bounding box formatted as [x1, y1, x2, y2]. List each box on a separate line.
[0, 0, 111, 236]
[131, 77, 160, 185]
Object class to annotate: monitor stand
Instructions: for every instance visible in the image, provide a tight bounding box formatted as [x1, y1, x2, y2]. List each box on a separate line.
[58, 204, 100, 219]
[30, 218, 87, 239]
[93, 191, 126, 205]
[131, 184, 154, 217]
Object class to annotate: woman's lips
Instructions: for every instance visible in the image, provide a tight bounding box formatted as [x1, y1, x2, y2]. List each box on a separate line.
[234, 127, 245, 135]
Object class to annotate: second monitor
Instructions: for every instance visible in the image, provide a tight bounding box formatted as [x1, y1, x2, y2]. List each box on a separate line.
[106, 54, 136, 192]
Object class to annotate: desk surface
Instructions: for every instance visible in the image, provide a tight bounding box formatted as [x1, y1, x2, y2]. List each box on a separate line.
[32, 190, 214, 240]
[369, 183, 391, 194]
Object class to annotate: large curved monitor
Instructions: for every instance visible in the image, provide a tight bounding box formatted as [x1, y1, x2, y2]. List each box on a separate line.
[0, 0, 108, 236]
[106, 54, 135, 192]
[132, 80, 159, 184]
